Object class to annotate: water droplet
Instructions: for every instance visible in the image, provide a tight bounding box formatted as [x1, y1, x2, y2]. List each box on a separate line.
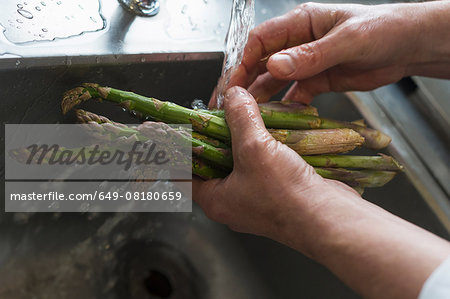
[78, 4, 84, 10]
[16, 26, 21, 29]
[40, 1, 46, 6]
[24, 2, 28, 5]
[140, 57, 146, 63]
[65, 15, 70, 20]
[95, 57, 100, 63]
[181, 4, 188, 14]
[39, 33, 45, 38]
[56, 1, 62, 5]
[17, 9, 33, 19]
[17, 4, 23, 9]
[90, 16, 97, 23]
[15, 59, 21, 66]
[16, 19, 23, 23]
[41, 28, 48, 32]
[203, 0, 208, 3]
[35, 6, 41, 11]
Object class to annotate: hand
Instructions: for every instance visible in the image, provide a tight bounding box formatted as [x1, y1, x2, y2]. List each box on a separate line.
[195, 86, 361, 254]
[196, 86, 450, 299]
[209, 1, 450, 107]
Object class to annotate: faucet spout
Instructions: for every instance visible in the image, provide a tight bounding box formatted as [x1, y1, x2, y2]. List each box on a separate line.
[118, 0, 160, 17]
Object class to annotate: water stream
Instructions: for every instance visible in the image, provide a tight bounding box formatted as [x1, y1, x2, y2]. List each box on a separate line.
[215, 0, 255, 108]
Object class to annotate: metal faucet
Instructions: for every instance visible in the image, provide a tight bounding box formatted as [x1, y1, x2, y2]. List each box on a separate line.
[117, 0, 160, 17]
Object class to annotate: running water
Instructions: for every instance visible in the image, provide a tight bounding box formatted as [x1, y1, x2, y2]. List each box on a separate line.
[215, 0, 255, 108]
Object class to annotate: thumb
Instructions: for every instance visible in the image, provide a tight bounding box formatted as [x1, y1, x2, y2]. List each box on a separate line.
[223, 87, 268, 146]
[267, 32, 352, 81]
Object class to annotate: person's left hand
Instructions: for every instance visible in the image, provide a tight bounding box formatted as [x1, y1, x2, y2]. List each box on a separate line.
[193, 86, 362, 254]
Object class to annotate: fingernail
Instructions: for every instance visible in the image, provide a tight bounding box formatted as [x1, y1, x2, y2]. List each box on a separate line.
[270, 53, 296, 77]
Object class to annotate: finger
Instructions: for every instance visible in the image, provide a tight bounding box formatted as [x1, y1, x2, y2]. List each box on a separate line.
[208, 87, 218, 109]
[239, 3, 338, 84]
[227, 59, 268, 91]
[267, 31, 357, 81]
[283, 65, 405, 101]
[281, 72, 332, 104]
[248, 72, 290, 103]
[223, 87, 268, 146]
[281, 82, 314, 105]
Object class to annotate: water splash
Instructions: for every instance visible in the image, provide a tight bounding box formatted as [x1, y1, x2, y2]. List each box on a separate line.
[215, 0, 255, 108]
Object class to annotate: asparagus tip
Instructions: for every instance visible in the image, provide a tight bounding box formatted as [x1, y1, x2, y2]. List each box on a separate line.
[61, 86, 92, 114]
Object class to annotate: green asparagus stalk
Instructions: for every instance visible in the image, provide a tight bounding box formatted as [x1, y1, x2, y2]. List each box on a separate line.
[191, 132, 229, 149]
[192, 157, 228, 179]
[63, 84, 231, 141]
[190, 156, 396, 188]
[270, 128, 365, 155]
[314, 168, 397, 188]
[76, 110, 401, 172]
[200, 105, 389, 150]
[75, 109, 233, 169]
[199, 101, 318, 118]
[302, 154, 403, 171]
[62, 84, 391, 149]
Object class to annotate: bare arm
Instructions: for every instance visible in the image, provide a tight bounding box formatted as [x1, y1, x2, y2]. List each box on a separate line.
[197, 87, 450, 299]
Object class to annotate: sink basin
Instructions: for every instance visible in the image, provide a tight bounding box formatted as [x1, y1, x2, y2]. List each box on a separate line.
[1, 55, 448, 299]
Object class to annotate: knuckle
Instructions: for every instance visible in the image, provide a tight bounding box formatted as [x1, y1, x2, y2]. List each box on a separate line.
[296, 42, 323, 68]
[296, 2, 317, 12]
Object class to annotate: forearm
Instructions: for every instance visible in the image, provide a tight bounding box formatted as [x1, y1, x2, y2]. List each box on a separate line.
[276, 181, 450, 299]
[406, 0, 450, 78]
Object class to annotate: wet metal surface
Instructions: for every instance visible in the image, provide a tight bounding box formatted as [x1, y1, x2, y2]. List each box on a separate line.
[0, 0, 104, 43]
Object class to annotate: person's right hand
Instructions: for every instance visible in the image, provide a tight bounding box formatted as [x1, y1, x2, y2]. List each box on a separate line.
[209, 1, 450, 107]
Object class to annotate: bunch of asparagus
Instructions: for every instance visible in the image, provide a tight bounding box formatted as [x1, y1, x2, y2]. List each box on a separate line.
[62, 83, 403, 193]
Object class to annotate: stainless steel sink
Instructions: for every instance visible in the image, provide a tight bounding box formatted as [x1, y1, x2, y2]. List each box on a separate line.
[1, 56, 449, 299]
[1, 0, 449, 297]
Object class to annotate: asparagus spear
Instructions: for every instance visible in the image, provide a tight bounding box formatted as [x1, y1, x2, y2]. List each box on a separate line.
[78, 109, 362, 155]
[63, 84, 231, 141]
[75, 109, 233, 169]
[192, 157, 228, 179]
[314, 168, 397, 188]
[199, 101, 318, 118]
[76, 110, 402, 171]
[62, 84, 391, 149]
[190, 155, 396, 188]
[302, 154, 403, 171]
[270, 128, 364, 155]
[201, 105, 389, 150]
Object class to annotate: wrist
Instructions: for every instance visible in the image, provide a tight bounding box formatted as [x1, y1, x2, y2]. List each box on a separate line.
[270, 179, 365, 259]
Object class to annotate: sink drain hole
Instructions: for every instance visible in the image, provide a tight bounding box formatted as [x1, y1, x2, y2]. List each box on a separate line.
[144, 270, 172, 298]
